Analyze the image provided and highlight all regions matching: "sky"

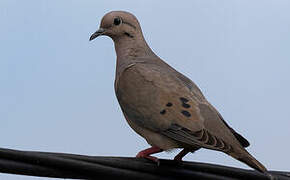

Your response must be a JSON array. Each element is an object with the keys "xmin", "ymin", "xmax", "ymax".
[{"xmin": 0, "ymin": 0, "xmax": 290, "ymax": 179}]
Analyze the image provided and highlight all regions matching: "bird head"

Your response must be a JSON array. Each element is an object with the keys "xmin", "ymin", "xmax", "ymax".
[{"xmin": 89, "ymin": 11, "xmax": 142, "ymax": 41}]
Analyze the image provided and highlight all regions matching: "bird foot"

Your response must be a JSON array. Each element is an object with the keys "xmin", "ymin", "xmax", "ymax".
[
  {"xmin": 135, "ymin": 146, "xmax": 162, "ymax": 166},
  {"xmin": 136, "ymin": 153, "xmax": 160, "ymax": 165}
]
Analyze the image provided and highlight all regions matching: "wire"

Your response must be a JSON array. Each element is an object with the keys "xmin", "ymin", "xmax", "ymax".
[{"xmin": 0, "ymin": 148, "xmax": 289, "ymax": 180}]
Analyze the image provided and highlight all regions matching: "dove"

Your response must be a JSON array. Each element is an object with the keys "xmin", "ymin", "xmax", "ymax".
[{"xmin": 89, "ymin": 11, "xmax": 268, "ymax": 173}]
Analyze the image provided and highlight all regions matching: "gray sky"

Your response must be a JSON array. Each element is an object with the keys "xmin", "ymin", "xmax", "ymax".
[{"xmin": 1, "ymin": 0, "xmax": 289, "ymax": 179}]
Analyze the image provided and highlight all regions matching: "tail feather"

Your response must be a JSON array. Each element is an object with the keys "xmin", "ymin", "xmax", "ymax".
[
  {"xmin": 230, "ymin": 150, "xmax": 267, "ymax": 173},
  {"xmin": 237, "ymin": 155, "xmax": 267, "ymax": 173}
]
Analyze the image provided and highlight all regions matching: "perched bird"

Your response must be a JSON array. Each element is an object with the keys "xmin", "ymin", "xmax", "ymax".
[{"xmin": 90, "ymin": 11, "xmax": 267, "ymax": 173}]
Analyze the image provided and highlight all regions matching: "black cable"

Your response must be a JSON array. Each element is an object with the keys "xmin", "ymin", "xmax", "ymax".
[{"xmin": 0, "ymin": 148, "xmax": 289, "ymax": 180}]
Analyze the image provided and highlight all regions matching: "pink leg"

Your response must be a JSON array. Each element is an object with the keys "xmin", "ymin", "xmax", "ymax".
[
  {"xmin": 136, "ymin": 146, "xmax": 163, "ymax": 164},
  {"xmin": 174, "ymin": 148, "xmax": 190, "ymax": 161}
]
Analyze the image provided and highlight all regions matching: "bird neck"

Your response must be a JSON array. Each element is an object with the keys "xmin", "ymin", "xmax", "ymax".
[{"xmin": 114, "ymin": 36, "xmax": 156, "ymax": 67}]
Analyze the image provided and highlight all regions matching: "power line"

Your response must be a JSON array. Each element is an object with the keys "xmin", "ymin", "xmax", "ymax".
[{"xmin": 0, "ymin": 148, "xmax": 289, "ymax": 180}]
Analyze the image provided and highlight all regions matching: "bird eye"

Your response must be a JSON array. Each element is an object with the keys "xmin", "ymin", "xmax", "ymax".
[{"xmin": 113, "ymin": 17, "xmax": 122, "ymax": 26}]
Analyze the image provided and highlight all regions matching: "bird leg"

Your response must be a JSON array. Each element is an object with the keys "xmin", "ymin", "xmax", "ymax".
[
  {"xmin": 136, "ymin": 146, "xmax": 163, "ymax": 164},
  {"xmin": 174, "ymin": 148, "xmax": 190, "ymax": 161}
]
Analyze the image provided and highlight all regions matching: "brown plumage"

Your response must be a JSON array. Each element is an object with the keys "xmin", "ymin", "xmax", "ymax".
[{"xmin": 90, "ymin": 11, "xmax": 267, "ymax": 173}]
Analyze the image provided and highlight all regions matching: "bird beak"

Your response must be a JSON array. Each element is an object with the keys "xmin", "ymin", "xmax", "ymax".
[{"xmin": 89, "ymin": 28, "xmax": 106, "ymax": 41}]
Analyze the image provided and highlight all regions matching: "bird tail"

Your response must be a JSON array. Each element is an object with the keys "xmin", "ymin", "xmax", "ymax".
[{"xmin": 229, "ymin": 149, "xmax": 267, "ymax": 173}]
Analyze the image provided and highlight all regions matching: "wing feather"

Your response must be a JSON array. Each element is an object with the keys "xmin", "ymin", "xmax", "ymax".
[
  {"xmin": 116, "ymin": 62, "xmax": 247, "ymax": 152},
  {"xmin": 161, "ymin": 124, "xmax": 233, "ymax": 152}
]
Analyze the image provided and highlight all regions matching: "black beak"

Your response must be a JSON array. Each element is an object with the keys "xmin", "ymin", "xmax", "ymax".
[{"xmin": 89, "ymin": 28, "xmax": 106, "ymax": 41}]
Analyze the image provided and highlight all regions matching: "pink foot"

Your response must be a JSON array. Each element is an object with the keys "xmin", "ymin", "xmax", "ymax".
[{"xmin": 136, "ymin": 146, "xmax": 163, "ymax": 165}]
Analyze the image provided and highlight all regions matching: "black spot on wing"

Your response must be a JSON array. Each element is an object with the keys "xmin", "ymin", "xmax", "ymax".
[
  {"xmin": 180, "ymin": 97, "xmax": 189, "ymax": 103},
  {"xmin": 160, "ymin": 109, "xmax": 166, "ymax": 115},
  {"xmin": 182, "ymin": 103, "xmax": 190, "ymax": 108},
  {"xmin": 181, "ymin": 110, "xmax": 191, "ymax": 117},
  {"xmin": 166, "ymin": 102, "xmax": 173, "ymax": 107},
  {"xmin": 179, "ymin": 97, "xmax": 191, "ymax": 109}
]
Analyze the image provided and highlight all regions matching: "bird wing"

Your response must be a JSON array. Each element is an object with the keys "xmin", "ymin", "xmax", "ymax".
[
  {"xmin": 174, "ymin": 70, "xmax": 250, "ymax": 148},
  {"xmin": 116, "ymin": 61, "xmax": 246, "ymax": 152}
]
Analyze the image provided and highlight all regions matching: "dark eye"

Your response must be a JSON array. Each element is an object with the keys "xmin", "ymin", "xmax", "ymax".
[{"xmin": 113, "ymin": 17, "xmax": 121, "ymax": 26}]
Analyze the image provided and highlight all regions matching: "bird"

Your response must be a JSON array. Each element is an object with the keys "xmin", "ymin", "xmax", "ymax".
[{"xmin": 89, "ymin": 11, "xmax": 268, "ymax": 174}]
